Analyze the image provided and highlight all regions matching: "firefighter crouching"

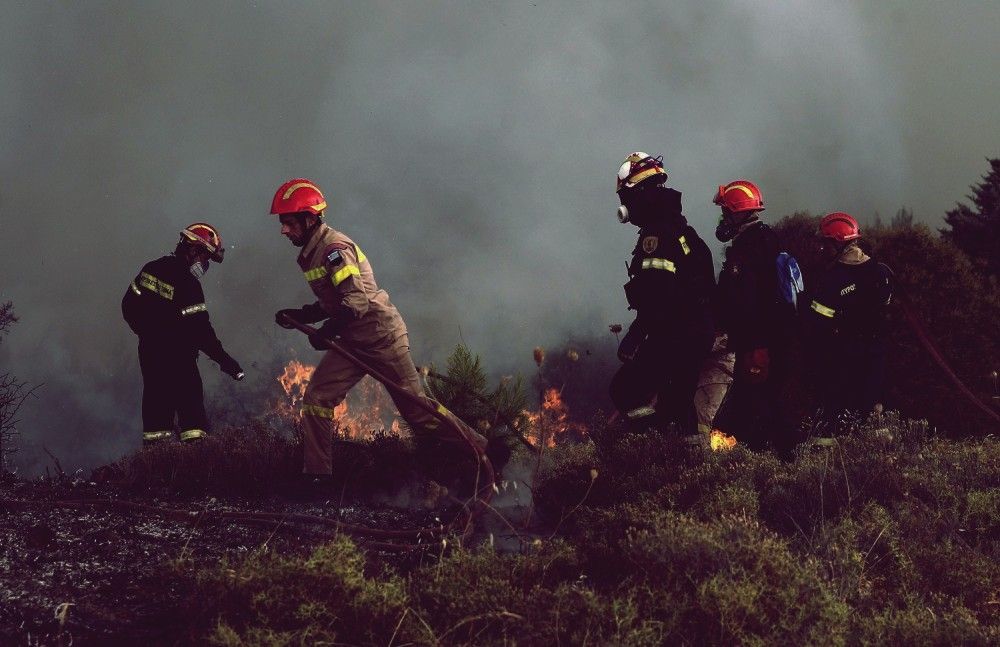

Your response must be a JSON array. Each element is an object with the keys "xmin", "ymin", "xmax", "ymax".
[
  {"xmin": 270, "ymin": 178, "xmax": 484, "ymax": 479},
  {"xmin": 609, "ymin": 152, "xmax": 716, "ymax": 436},
  {"xmin": 804, "ymin": 212, "xmax": 893, "ymax": 422},
  {"xmin": 122, "ymin": 223, "xmax": 244, "ymax": 445},
  {"xmin": 710, "ymin": 180, "xmax": 795, "ymax": 453}
]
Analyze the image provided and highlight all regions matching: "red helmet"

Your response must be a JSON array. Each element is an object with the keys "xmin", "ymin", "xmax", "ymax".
[
  {"xmin": 819, "ymin": 212, "xmax": 861, "ymax": 243},
  {"xmin": 270, "ymin": 178, "xmax": 327, "ymax": 216},
  {"xmin": 180, "ymin": 223, "xmax": 224, "ymax": 263},
  {"xmin": 616, "ymin": 152, "xmax": 668, "ymax": 193},
  {"xmin": 713, "ymin": 180, "xmax": 765, "ymax": 213}
]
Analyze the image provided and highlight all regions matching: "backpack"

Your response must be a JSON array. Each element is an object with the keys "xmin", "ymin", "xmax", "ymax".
[{"xmin": 776, "ymin": 251, "xmax": 805, "ymax": 311}]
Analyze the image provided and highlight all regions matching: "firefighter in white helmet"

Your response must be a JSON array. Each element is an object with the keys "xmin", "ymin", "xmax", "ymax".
[{"xmin": 609, "ymin": 153, "xmax": 716, "ymax": 436}]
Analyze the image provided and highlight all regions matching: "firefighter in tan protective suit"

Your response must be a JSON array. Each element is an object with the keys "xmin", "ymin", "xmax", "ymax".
[{"xmin": 270, "ymin": 178, "xmax": 468, "ymax": 478}]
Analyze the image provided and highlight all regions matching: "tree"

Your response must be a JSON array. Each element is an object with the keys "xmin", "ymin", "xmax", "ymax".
[
  {"xmin": 940, "ymin": 158, "xmax": 1000, "ymax": 279},
  {"xmin": 1, "ymin": 302, "xmax": 33, "ymax": 473}
]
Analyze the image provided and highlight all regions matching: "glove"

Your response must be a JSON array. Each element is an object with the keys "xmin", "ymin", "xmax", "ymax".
[
  {"xmin": 742, "ymin": 347, "xmax": 770, "ymax": 384},
  {"xmin": 220, "ymin": 356, "xmax": 245, "ymax": 381},
  {"xmin": 275, "ymin": 308, "xmax": 305, "ymax": 329},
  {"xmin": 308, "ymin": 320, "xmax": 340, "ymax": 351},
  {"xmin": 617, "ymin": 325, "xmax": 646, "ymax": 362}
]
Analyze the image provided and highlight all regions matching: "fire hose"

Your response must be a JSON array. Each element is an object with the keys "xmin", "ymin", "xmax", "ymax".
[
  {"xmin": 23, "ymin": 317, "xmax": 500, "ymax": 553},
  {"xmin": 897, "ymin": 292, "xmax": 1000, "ymax": 428},
  {"xmin": 286, "ymin": 315, "xmax": 498, "ymax": 540}
]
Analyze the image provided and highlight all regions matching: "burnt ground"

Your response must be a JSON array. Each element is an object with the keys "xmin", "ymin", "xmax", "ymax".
[{"xmin": 0, "ymin": 475, "xmax": 451, "ymax": 646}]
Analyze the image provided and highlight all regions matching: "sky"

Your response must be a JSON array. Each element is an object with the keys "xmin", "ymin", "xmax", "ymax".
[{"xmin": 1, "ymin": 0, "xmax": 998, "ymax": 474}]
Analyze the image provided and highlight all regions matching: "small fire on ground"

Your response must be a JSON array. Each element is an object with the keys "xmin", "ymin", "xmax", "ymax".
[
  {"xmin": 524, "ymin": 387, "xmax": 588, "ymax": 448},
  {"xmin": 710, "ymin": 429, "xmax": 737, "ymax": 451},
  {"xmin": 276, "ymin": 359, "xmax": 402, "ymax": 439}
]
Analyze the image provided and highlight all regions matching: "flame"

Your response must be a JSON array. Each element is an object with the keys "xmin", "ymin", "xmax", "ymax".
[
  {"xmin": 275, "ymin": 360, "xmax": 403, "ymax": 439},
  {"xmin": 709, "ymin": 429, "xmax": 737, "ymax": 451},
  {"xmin": 276, "ymin": 360, "xmax": 314, "ymax": 417},
  {"xmin": 524, "ymin": 387, "xmax": 587, "ymax": 448}
]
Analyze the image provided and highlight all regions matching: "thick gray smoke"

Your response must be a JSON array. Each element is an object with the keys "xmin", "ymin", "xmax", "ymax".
[{"xmin": 1, "ymin": 1, "xmax": 997, "ymax": 474}]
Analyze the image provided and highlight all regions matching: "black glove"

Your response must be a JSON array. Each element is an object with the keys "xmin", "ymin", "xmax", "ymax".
[
  {"xmin": 617, "ymin": 324, "xmax": 646, "ymax": 362},
  {"xmin": 219, "ymin": 356, "xmax": 245, "ymax": 381},
  {"xmin": 308, "ymin": 320, "xmax": 340, "ymax": 351},
  {"xmin": 276, "ymin": 303, "xmax": 328, "ymax": 329},
  {"xmin": 275, "ymin": 308, "xmax": 305, "ymax": 329}
]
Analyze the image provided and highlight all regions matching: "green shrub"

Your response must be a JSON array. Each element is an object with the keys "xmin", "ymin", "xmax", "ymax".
[
  {"xmin": 602, "ymin": 508, "xmax": 849, "ymax": 645},
  {"xmin": 187, "ymin": 536, "xmax": 413, "ymax": 646},
  {"xmin": 859, "ymin": 593, "xmax": 995, "ymax": 646}
]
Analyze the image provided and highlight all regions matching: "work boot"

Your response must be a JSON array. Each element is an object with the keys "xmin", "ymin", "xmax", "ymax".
[
  {"xmin": 142, "ymin": 430, "xmax": 174, "ymax": 446},
  {"xmin": 179, "ymin": 428, "xmax": 207, "ymax": 443}
]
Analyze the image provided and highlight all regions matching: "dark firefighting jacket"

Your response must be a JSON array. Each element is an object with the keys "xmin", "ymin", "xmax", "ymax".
[
  {"xmin": 805, "ymin": 254, "xmax": 893, "ymax": 345},
  {"xmin": 716, "ymin": 222, "xmax": 789, "ymax": 354},
  {"xmin": 122, "ymin": 254, "xmax": 236, "ymax": 367},
  {"xmin": 623, "ymin": 193, "xmax": 715, "ymax": 343}
]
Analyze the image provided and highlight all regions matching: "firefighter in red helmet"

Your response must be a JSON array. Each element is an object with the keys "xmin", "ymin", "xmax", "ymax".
[
  {"xmin": 609, "ymin": 153, "xmax": 716, "ymax": 437},
  {"xmin": 270, "ymin": 178, "xmax": 485, "ymax": 480},
  {"xmin": 804, "ymin": 212, "xmax": 893, "ymax": 422},
  {"xmin": 711, "ymin": 180, "xmax": 797, "ymax": 454},
  {"xmin": 122, "ymin": 223, "xmax": 244, "ymax": 445}
]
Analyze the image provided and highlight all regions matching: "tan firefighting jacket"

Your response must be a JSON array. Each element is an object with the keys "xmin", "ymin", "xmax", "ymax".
[{"xmin": 298, "ymin": 222, "xmax": 407, "ymax": 345}]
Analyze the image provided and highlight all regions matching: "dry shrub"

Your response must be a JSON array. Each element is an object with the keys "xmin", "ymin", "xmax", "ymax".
[{"xmin": 111, "ymin": 420, "xmax": 300, "ymax": 496}]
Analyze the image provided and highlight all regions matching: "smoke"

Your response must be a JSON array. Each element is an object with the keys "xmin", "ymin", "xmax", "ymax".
[{"xmin": 0, "ymin": 1, "xmax": 997, "ymax": 474}]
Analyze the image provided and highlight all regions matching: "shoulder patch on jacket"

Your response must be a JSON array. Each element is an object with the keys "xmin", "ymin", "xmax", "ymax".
[
  {"xmin": 641, "ymin": 236, "xmax": 659, "ymax": 254},
  {"xmin": 324, "ymin": 242, "xmax": 350, "ymax": 266}
]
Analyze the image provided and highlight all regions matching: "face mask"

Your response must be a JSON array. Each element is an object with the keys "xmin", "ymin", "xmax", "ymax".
[
  {"xmin": 616, "ymin": 205, "xmax": 630, "ymax": 223},
  {"xmin": 715, "ymin": 214, "xmax": 739, "ymax": 242},
  {"xmin": 190, "ymin": 260, "xmax": 209, "ymax": 279}
]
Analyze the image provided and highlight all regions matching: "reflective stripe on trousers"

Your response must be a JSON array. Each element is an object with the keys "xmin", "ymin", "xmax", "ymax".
[
  {"xmin": 180, "ymin": 428, "xmax": 206, "ymax": 442},
  {"xmin": 626, "ymin": 405, "xmax": 656, "ymax": 419}
]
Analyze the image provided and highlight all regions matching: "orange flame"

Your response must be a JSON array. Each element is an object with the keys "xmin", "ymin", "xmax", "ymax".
[
  {"xmin": 524, "ymin": 387, "xmax": 587, "ymax": 448},
  {"xmin": 709, "ymin": 429, "xmax": 737, "ymax": 451},
  {"xmin": 276, "ymin": 360, "xmax": 403, "ymax": 440}
]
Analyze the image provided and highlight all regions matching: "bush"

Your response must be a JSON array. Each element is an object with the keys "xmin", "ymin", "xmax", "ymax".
[
  {"xmin": 186, "ymin": 536, "xmax": 412, "ymax": 646},
  {"xmin": 109, "ymin": 419, "xmax": 301, "ymax": 496},
  {"xmin": 0, "ymin": 301, "xmax": 33, "ymax": 473}
]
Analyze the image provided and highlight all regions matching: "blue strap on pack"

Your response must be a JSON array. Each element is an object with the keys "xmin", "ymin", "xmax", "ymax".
[{"xmin": 776, "ymin": 252, "xmax": 805, "ymax": 310}]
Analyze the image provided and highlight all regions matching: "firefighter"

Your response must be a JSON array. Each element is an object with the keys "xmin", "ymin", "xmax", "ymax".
[
  {"xmin": 122, "ymin": 223, "xmax": 244, "ymax": 445},
  {"xmin": 270, "ymin": 178, "xmax": 479, "ymax": 479},
  {"xmin": 711, "ymin": 180, "xmax": 795, "ymax": 453},
  {"xmin": 804, "ymin": 212, "xmax": 893, "ymax": 421},
  {"xmin": 609, "ymin": 153, "xmax": 716, "ymax": 436}
]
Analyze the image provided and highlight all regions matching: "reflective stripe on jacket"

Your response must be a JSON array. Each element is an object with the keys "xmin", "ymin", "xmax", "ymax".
[
  {"xmin": 297, "ymin": 223, "xmax": 407, "ymax": 345},
  {"xmin": 121, "ymin": 254, "xmax": 231, "ymax": 364}
]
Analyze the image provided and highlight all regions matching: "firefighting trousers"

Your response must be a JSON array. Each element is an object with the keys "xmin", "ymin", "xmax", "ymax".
[
  {"xmin": 300, "ymin": 333, "xmax": 442, "ymax": 475},
  {"xmin": 813, "ymin": 340, "xmax": 887, "ymax": 423},
  {"xmin": 609, "ymin": 334, "xmax": 711, "ymax": 436},
  {"xmin": 138, "ymin": 342, "xmax": 207, "ymax": 437},
  {"xmin": 712, "ymin": 349, "xmax": 792, "ymax": 454}
]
